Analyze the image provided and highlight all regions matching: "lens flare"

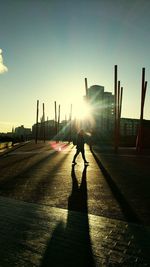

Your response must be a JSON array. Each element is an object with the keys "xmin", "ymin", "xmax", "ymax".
[
  {"xmin": 50, "ymin": 141, "xmax": 69, "ymax": 151},
  {"xmin": 73, "ymin": 99, "xmax": 91, "ymax": 120}
]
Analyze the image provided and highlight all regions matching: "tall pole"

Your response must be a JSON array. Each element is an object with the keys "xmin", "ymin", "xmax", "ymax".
[
  {"xmin": 143, "ymin": 81, "xmax": 147, "ymax": 107},
  {"xmin": 58, "ymin": 105, "xmax": 60, "ymax": 126},
  {"xmin": 43, "ymin": 103, "xmax": 45, "ymax": 143},
  {"xmin": 117, "ymin": 81, "xmax": 120, "ymax": 116},
  {"xmin": 85, "ymin": 78, "xmax": 88, "ymax": 99},
  {"xmin": 69, "ymin": 104, "xmax": 72, "ymax": 142},
  {"xmin": 114, "ymin": 65, "xmax": 118, "ymax": 152},
  {"xmin": 58, "ymin": 104, "xmax": 60, "ymax": 141},
  {"xmin": 47, "ymin": 116, "xmax": 49, "ymax": 140},
  {"xmin": 65, "ymin": 114, "xmax": 67, "ymax": 139},
  {"xmin": 54, "ymin": 101, "xmax": 57, "ymax": 138},
  {"xmin": 117, "ymin": 81, "xmax": 120, "ymax": 148},
  {"xmin": 119, "ymin": 87, "xmax": 123, "ymax": 119},
  {"xmin": 140, "ymin": 69, "xmax": 146, "ymax": 121},
  {"xmin": 35, "ymin": 100, "xmax": 39, "ymax": 144},
  {"xmin": 137, "ymin": 68, "xmax": 147, "ymax": 153}
]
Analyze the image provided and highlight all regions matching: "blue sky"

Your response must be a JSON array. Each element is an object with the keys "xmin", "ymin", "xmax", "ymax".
[{"xmin": 0, "ymin": 0, "xmax": 150, "ymax": 132}]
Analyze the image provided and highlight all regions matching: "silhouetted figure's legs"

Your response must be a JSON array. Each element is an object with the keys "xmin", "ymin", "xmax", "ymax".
[
  {"xmin": 72, "ymin": 150, "xmax": 80, "ymax": 163},
  {"xmin": 72, "ymin": 149, "xmax": 89, "ymax": 164},
  {"xmin": 81, "ymin": 150, "xmax": 88, "ymax": 163}
]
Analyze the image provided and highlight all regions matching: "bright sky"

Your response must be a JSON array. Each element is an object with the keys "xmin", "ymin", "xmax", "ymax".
[{"xmin": 0, "ymin": 0, "xmax": 150, "ymax": 132}]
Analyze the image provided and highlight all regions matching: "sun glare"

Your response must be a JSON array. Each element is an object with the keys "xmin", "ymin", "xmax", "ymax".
[{"xmin": 73, "ymin": 99, "xmax": 91, "ymax": 120}]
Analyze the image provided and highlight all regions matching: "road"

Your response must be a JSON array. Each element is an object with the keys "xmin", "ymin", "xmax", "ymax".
[
  {"xmin": 0, "ymin": 141, "xmax": 149, "ymax": 266},
  {"xmin": 0, "ymin": 140, "xmax": 126, "ymax": 221}
]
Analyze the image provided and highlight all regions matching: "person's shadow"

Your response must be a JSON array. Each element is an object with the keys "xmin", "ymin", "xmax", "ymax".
[
  {"xmin": 40, "ymin": 165, "xmax": 95, "ymax": 267},
  {"xmin": 66, "ymin": 165, "xmax": 95, "ymax": 266},
  {"xmin": 68, "ymin": 165, "xmax": 88, "ymax": 213}
]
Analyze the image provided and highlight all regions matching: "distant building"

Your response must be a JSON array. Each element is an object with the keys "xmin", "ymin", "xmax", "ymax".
[
  {"xmin": 120, "ymin": 118, "xmax": 139, "ymax": 136},
  {"xmin": 87, "ymin": 85, "xmax": 114, "ymax": 134},
  {"xmin": 15, "ymin": 125, "xmax": 31, "ymax": 140},
  {"xmin": 32, "ymin": 118, "xmax": 72, "ymax": 141},
  {"xmin": 120, "ymin": 118, "xmax": 150, "ymax": 147},
  {"xmin": 32, "ymin": 120, "xmax": 55, "ymax": 140}
]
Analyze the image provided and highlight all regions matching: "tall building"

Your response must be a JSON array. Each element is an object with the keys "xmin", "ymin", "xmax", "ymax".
[
  {"xmin": 84, "ymin": 85, "xmax": 150, "ymax": 147},
  {"xmin": 87, "ymin": 85, "xmax": 114, "ymax": 134}
]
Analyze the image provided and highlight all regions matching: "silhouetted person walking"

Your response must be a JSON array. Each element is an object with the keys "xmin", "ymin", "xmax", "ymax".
[{"xmin": 72, "ymin": 129, "xmax": 89, "ymax": 165}]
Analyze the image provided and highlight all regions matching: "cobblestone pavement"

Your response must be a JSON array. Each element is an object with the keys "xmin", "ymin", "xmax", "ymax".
[
  {"xmin": 0, "ymin": 197, "xmax": 149, "ymax": 267},
  {"xmin": 0, "ymin": 141, "xmax": 150, "ymax": 266}
]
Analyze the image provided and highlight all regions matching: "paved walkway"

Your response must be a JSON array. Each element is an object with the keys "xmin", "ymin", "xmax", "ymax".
[
  {"xmin": 91, "ymin": 145, "xmax": 150, "ymax": 225},
  {"xmin": 0, "ymin": 142, "xmax": 150, "ymax": 266},
  {"xmin": 0, "ymin": 196, "xmax": 149, "ymax": 267}
]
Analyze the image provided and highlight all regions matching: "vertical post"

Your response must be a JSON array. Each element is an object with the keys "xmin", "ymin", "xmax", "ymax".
[
  {"xmin": 58, "ymin": 105, "xmax": 60, "ymax": 127},
  {"xmin": 69, "ymin": 104, "xmax": 72, "ymax": 142},
  {"xmin": 136, "ymin": 68, "xmax": 147, "ymax": 153},
  {"xmin": 35, "ymin": 100, "xmax": 39, "ymax": 144},
  {"xmin": 85, "ymin": 78, "xmax": 88, "ymax": 99},
  {"xmin": 58, "ymin": 104, "xmax": 60, "ymax": 141},
  {"xmin": 114, "ymin": 65, "xmax": 118, "ymax": 152},
  {"xmin": 117, "ymin": 81, "xmax": 120, "ymax": 119},
  {"xmin": 43, "ymin": 103, "xmax": 45, "ymax": 143},
  {"xmin": 54, "ymin": 101, "xmax": 57, "ymax": 138},
  {"xmin": 117, "ymin": 81, "xmax": 120, "ymax": 147},
  {"xmin": 118, "ymin": 84, "xmax": 123, "ymax": 145},
  {"xmin": 64, "ymin": 114, "xmax": 66, "ymax": 139},
  {"xmin": 143, "ymin": 81, "xmax": 147, "ymax": 105},
  {"xmin": 119, "ymin": 87, "xmax": 123, "ymax": 119},
  {"xmin": 47, "ymin": 116, "xmax": 49, "ymax": 140},
  {"xmin": 140, "ymin": 68, "xmax": 145, "ymax": 121}
]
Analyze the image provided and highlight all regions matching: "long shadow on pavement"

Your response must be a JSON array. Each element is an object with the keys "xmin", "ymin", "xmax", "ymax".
[
  {"xmin": 40, "ymin": 165, "xmax": 95, "ymax": 267},
  {"xmin": 0, "ymin": 149, "xmax": 69, "ymax": 203}
]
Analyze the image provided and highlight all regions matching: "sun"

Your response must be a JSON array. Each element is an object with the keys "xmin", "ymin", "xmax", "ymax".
[{"xmin": 73, "ymin": 99, "xmax": 91, "ymax": 120}]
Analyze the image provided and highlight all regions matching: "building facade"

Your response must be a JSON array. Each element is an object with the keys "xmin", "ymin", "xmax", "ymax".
[
  {"xmin": 87, "ymin": 85, "xmax": 114, "ymax": 136},
  {"xmin": 15, "ymin": 125, "xmax": 32, "ymax": 140}
]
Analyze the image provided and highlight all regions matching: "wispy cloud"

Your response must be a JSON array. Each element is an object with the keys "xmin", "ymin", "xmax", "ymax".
[{"xmin": 0, "ymin": 49, "xmax": 8, "ymax": 74}]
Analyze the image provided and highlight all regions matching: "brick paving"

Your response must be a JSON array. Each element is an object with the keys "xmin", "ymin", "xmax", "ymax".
[
  {"xmin": 0, "ymin": 141, "xmax": 150, "ymax": 266},
  {"xmin": 0, "ymin": 196, "xmax": 149, "ymax": 267},
  {"xmin": 91, "ymin": 145, "xmax": 150, "ymax": 225}
]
